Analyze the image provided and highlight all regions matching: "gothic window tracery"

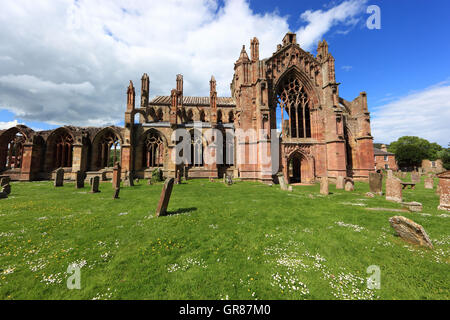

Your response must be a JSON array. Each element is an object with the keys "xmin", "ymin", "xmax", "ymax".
[
  {"xmin": 144, "ymin": 131, "xmax": 164, "ymax": 168},
  {"xmin": 276, "ymin": 77, "xmax": 312, "ymax": 138}
]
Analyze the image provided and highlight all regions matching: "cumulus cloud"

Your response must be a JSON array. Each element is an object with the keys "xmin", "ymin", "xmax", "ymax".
[
  {"xmin": 371, "ymin": 81, "xmax": 450, "ymax": 147},
  {"xmin": 0, "ymin": 120, "xmax": 22, "ymax": 130},
  {"xmin": 296, "ymin": 0, "xmax": 367, "ymax": 51},
  {"xmin": 0, "ymin": 0, "xmax": 366, "ymax": 127}
]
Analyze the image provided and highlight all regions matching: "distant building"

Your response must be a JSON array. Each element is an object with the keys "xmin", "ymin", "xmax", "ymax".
[
  {"xmin": 421, "ymin": 159, "xmax": 445, "ymax": 174},
  {"xmin": 374, "ymin": 144, "xmax": 398, "ymax": 171}
]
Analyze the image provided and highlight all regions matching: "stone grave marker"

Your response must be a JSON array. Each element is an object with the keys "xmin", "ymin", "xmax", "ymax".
[
  {"xmin": 386, "ymin": 177, "xmax": 402, "ymax": 203},
  {"xmin": 369, "ymin": 172, "xmax": 383, "ymax": 195},
  {"xmin": 75, "ymin": 171, "xmax": 85, "ymax": 189},
  {"xmin": 113, "ymin": 187, "xmax": 120, "ymax": 199},
  {"xmin": 112, "ymin": 162, "xmax": 121, "ymax": 189},
  {"xmin": 389, "ymin": 216, "xmax": 433, "ymax": 249},
  {"xmin": 54, "ymin": 168, "xmax": 64, "ymax": 187},
  {"xmin": 277, "ymin": 173, "xmax": 288, "ymax": 191},
  {"xmin": 437, "ymin": 171, "xmax": 450, "ymax": 211},
  {"xmin": 424, "ymin": 177, "xmax": 434, "ymax": 189},
  {"xmin": 344, "ymin": 178, "xmax": 354, "ymax": 191},
  {"xmin": 320, "ymin": 176, "xmax": 329, "ymax": 195},
  {"xmin": 155, "ymin": 178, "xmax": 175, "ymax": 217},
  {"xmin": 336, "ymin": 176, "xmax": 345, "ymax": 190},
  {"xmin": 90, "ymin": 176, "xmax": 100, "ymax": 193}
]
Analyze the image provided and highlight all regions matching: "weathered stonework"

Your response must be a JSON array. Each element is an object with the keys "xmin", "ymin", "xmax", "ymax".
[
  {"xmin": 424, "ymin": 177, "xmax": 434, "ymax": 189},
  {"xmin": 389, "ymin": 216, "xmax": 433, "ymax": 249},
  {"xmin": 0, "ymin": 33, "xmax": 374, "ymax": 184},
  {"xmin": 437, "ymin": 171, "xmax": 450, "ymax": 211},
  {"xmin": 320, "ymin": 176, "xmax": 329, "ymax": 195},
  {"xmin": 344, "ymin": 178, "xmax": 354, "ymax": 191},
  {"xmin": 54, "ymin": 168, "xmax": 64, "ymax": 187},
  {"xmin": 369, "ymin": 172, "xmax": 382, "ymax": 194},
  {"xmin": 155, "ymin": 178, "xmax": 175, "ymax": 217},
  {"xmin": 336, "ymin": 176, "xmax": 345, "ymax": 190},
  {"xmin": 386, "ymin": 177, "xmax": 402, "ymax": 203}
]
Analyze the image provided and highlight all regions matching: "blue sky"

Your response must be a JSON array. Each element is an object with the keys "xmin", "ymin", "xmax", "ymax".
[{"xmin": 0, "ymin": 0, "xmax": 449, "ymax": 146}]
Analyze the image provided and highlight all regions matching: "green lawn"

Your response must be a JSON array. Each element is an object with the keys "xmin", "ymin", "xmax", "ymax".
[{"xmin": 0, "ymin": 176, "xmax": 448, "ymax": 300}]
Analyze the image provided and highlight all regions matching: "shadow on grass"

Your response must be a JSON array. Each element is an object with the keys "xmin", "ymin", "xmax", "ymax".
[{"xmin": 167, "ymin": 207, "xmax": 197, "ymax": 216}]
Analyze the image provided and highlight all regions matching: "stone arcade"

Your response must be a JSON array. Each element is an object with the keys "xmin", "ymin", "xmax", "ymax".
[{"xmin": 0, "ymin": 33, "xmax": 374, "ymax": 184}]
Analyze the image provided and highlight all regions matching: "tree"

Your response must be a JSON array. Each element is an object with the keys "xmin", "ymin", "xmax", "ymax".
[
  {"xmin": 388, "ymin": 136, "xmax": 443, "ymax": 168},
  {"xmin": 437, "ymin": 148, "xmax": 450, "ymax": 170}
]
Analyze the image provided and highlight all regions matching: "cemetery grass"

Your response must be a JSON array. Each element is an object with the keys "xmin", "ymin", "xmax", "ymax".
[{"xmin": 0, "ymin": 176, "xmax": 448, "ymax": 300}]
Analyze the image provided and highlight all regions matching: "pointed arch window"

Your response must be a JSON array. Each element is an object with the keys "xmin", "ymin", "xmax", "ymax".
[
  {"xmin": 144, "ymin": 131, "xmax": 164, "ymax": 167},
  {"xmin": 54, "ymin": 132, "xmax": 73, "ymax": 168},
  {"xmin": 5, "ymin": 133, "xmax": 25, "ymax": 169},
  {"xmin": 276, "ymin": 77, "xmax": 311, "ymax": 138},
  {"xmin": 98, "ymin": 131, "xmax": 120, "ymax": 169},
  {"xmin": 191, "ymin": 131, "xmax": 203, "ymax": 167}
]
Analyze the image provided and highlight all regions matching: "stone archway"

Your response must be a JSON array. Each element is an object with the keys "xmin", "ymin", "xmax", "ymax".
[{"xmin": 283, "ymin": 146, "xmax": 315, "ymax": 184}]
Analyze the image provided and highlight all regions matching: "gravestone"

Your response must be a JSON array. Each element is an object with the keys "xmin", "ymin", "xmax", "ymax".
[
  {"xmin": 389, "ymin": 216, "xmax": 433, "ymax": 249},
  {"xmin": 424, "ymin": 177, "xmax": 434, "ymax": 189},
  {"xmin": 277, "ymin": 173, "xmax": 288, "ymax": 191},
  {"xmin": 369, "ymin": 172, "xmax": 383, "ymax": 195},
  {"xmin": 89, "ymin": 177, "xmax": 94, "ymax": 186},
  {"xmin": 386, "ymin": 177, "xmax": 402, "ymax": 203},
  {"xmin": 124, "ymin": 171, "xmax": 134, "ymax": 187},
  {"xmin": 113, "ymin": 187, "xmax": 120, "ymax": 199},
  {"xmin": 411, "ymin": 172, "xmax": 420, "ymax": 183},
  {"xmin": 0, "ymin": 189, "xmax": 7, "ymax": 199},
  {"xmin": 344, "ymin": 178, "xmax": 354, "ymax": 191},
  {"xmin": 320, "ymin": 177, "xmax": 329, "ymax": 195},
  {"xmin": 112, "ymin": 162, "xmax": 121, "ymax": 189},
  {"xmin": 226, "ymin": 174, "xmax": 233, "ymax": 186},
  {"xmin": 75, "ymin": 171, "xmax": 84, "ymax": 189},
  {"xmin": 54, "ymin": 168, "xmax": 64, "ymax": 187},
  {"xmin": 437, "ymin": 171, "xmax": 450, "ymax": 211},
  {"xmin": 90, "ymin": 176, "xmax": 100, "ymax": 193},
  {"xmin": 155, "ymin": 178, "xmax": 175, "ymax": 217},
  {"xmin": 336, "ymin": 176, "xmax": 345, "ymax": 190},
  {"xmin": 401, "ymin": 201, "xmax": 423, "ymax": 212}
]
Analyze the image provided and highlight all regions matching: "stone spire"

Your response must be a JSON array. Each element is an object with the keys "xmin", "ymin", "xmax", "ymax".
[
  {"xmin": 127, "ymin": 80, "xmax": 135, "ymax": 111},
  {"xmin": 141, "ymin": 73, "xmax": 149, "ymax": 108}
]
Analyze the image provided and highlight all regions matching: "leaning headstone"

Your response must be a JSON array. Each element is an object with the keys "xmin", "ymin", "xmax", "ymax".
[
  {"xmin": 389, "ymin": 216, "xmax": 433, "ymax": 249},
  {"xmin": 90, "ymin": 176, "xmax": 100, "ymax": 193},
  {"xmin": 277, "ymin": 173, "xmax": 288, "ymax": 191},
  {"xmin": 336, "ymin": 176, "xmax": 345, "ymax": 190},
  {"xmin": 369, "ymin": 172, "xmax": 383, "ymax": 195},
  {"xmin": 424, "ymin": 177, "xmax": 434, "ymax": 189},
  {"xmin": 113, "ymin": 187, "xmax": 120, "ymax": 199},
  {"xmin": 320, "ymin": 176, "xmax": 329, "ymax": 195},
  {"xmin": 155, "ymin": 178, "xmax": 175, "ymax": 217},
  {"xmin": 386, "ymin": 177, "xmax": 402, "ymax": 203},
  {"xmin": 54, "ymin": 168, "xmax": 64, "ymax": 187},
  {"xmin": 112, "ymin": 162, "xmax": 121, "ymax": 189},
  {"xmin": 75, "ymin": 171, "xmax": 84, "ymax": 189},
  {"xmin": 437, "ymin": 171, "xmax": 450, "ymax": 211},
  {"xmin": 401, "ymin": 201, "xmax": 423, "ymax": 212},
  {"xmin": 344, "ymin": 178, "xmax": 354, "ymax": 192}
]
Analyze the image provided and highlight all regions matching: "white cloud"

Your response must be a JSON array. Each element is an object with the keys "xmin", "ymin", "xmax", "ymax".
[
  {"xmin": 0, "ymin": 0, "xmax": 366, "ymax": 127},
  {"xmin": 296, "ymin": 0, "xmax": 367, "ymax": 51},
  {"xmin": 0, "ymin": 120, "xmax": 22, "ymax": 130},
  {"xmin": 371, "ymin": 81, "xmax": 450, "ymax": 147}
]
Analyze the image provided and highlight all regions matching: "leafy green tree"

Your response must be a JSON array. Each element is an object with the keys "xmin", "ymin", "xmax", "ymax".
[
  {"xmin": 388, "ymin": 136, "xmax": 442, "ymax": 168},
  {"xmin": 437, "ymin": 148, "xmax": 450, "ymax": 170}
]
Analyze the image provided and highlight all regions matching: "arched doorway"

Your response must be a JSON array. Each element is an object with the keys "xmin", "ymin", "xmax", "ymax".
[
  {"xmin": 289, "ymin": 153, "xmax": 302, "ymax": 183},
  {"xmin": 286, "ymin": 151, "xmax": 314, "ymax": 184}
]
